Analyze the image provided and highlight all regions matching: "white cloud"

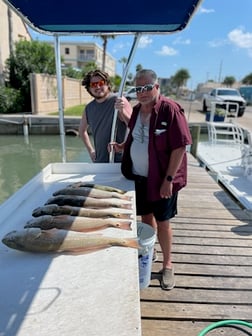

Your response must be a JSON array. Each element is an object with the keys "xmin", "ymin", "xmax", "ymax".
[
  {"xmin": 112, "ymin": 42, "xmax": 131, "ymax": 53},
  {"xmin": 208, "ymin": 39, "xmax": 229, "ymax": 48},
  {"xmin": 228, "ymin": 28, "xmax": 252, "ymax": 48},
  {"xmin": 138, "ymin": 36, "xmax": 153, "ymax": 48},
  {"xmin": 155, "ymin": 45, "xmax": 178, "ymax": 56},
  {"xmin": 173, "ymin": 37, "xmax": 191, "ymax": 45},
  {"xmin": 199, "ymin": 7, "xmax": 215, "ymax": 14}
]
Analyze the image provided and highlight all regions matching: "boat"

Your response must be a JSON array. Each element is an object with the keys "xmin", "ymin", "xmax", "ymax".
[
  {"xmin": 197, "ymin": 120, "xmax": 252, "ymax": 211},
  {"xmin": 1, "ymin": 1, "xmax": 202, "ymax": 335}
]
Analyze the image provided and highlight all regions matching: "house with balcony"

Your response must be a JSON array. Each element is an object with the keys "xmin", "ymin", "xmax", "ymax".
[{"xmin": 58, "ymin": 42, "xmax": 116, "ymax": 77}]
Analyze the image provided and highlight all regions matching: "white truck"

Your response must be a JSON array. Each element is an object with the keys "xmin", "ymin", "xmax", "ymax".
[{"xmin": 202, "ymin": 88, "xmax": 247, "ymax": 117}]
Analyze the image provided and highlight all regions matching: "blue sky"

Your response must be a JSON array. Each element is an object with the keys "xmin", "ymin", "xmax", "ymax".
[{"xmin": 30, "ymin": 0, "xmax": 252, "ymax": 89}]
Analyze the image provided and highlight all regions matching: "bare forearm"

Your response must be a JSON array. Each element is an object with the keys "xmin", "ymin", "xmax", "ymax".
[
  {"xmin": 166, "ymin": 147, "xmax": 186, "ymax": 178},
  {"xmin": 81, "ymin": 131, "xmax": 94, "ymax": 153}
]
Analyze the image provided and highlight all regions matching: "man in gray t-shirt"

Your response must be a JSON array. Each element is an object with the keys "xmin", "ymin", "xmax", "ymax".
[{"xmin": 79, "ymin": 69, "xmax": 132, "ymax": 162}]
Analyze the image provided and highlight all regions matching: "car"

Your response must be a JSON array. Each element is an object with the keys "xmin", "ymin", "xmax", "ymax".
[
  {"xmin": 239, "ymin": 86, "xmax": 252, "ymax": 105},
  {"xmin": 202, "ymin": 88, "xmax": 247, "ymax": 117},
  {"xmin": 123, "ymin": 87, "xmax": 137, "ymax": 101}
]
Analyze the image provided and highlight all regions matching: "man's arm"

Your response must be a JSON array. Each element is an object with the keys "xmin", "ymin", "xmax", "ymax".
[{"xmin": 79, "ymin": 111, "xmax": 96, "ymax": 162}]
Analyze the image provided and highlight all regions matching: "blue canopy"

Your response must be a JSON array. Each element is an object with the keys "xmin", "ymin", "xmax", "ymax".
[
  {"xmin": 3, "ymin": 0, "xmax": 202, "ymax": 163},
  {"xmin": 4, "ymin": 0, "xmax": 202, "ymax": 34}
]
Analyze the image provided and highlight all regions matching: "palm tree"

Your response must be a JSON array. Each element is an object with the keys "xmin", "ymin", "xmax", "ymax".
[
  {"xmin": 171, "ymin": 68, "xmax": 190, "ymax": 97},
  {"xmin": 99, "ymin": 35, "xmax": 115, "ymax": 71}
]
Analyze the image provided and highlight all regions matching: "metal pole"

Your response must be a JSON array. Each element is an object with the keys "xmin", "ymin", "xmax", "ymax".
[
  {"xmin": 54, "ymin": 35, "xmax": 66, "ymax": 162},
  {"xmin": 109, "ymin": 33, "xmax": 142, "ymax": 163}
]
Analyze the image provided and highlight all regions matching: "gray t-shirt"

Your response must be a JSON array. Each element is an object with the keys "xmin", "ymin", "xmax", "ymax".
[{"xmin": 85, "ymin": 93, "xmax": 127, "ymax": 162}]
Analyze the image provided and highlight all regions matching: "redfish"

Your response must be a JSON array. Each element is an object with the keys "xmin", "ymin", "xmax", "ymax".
[
  {"xmin": 68, "ymin": 182, "xmax": 126, "ymax": 194},
  {"xmin": 24, "ymin": 215, "xmax": 132, "ymax": 232},
  {"xmin": 32, "ymin": 204, "xmax": 132, "ymax": 219},
  {"xmin": 45, "ymin": 195, "xmax": 132, "ymax": 209},
  {"xmin": 53, "ymin": 187, "xmax": 131, "ymax": 200},
  {"xmin": 2, "ymin": 228, "xmax": 139, "ymax": 253}
]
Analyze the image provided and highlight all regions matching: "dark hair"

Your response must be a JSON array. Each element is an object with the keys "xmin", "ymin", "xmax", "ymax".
[{"xmin": 82, "ymin": 69, "xmax": 112, "ymax": 93}]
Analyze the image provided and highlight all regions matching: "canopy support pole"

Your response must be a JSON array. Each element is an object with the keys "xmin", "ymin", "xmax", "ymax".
[
  {"xmin": 109, "ymin": 33, "xmax": 142, "ymax": 163},
  {"xmin": 54, "ymin": 35, "xmax": 66, "ymax": 162}
]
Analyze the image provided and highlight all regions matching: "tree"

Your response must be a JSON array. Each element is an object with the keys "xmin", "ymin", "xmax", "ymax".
[
  {"xmin": 136, "ymin": 64, "xmax": 143, "ymax": 72},
  {"xmin": 99, "ymin": 35, "xmax": 115, "ymax": 71},
  {"xmin": 222, "ymin": 76, "xmax": 236, "ymax": 87},
  {"xmin": 80, "ymin": 61, "xmax": 97, "ymax": 77},
  {"xmin": 6, "ymin": 40, "xmax": 56, "ymax": 112},
  {"xmin": 62, "ymin": 66, "xmax": 82, "ymax": 79},
  {"xmin": 119, "ymin": 57, "xmax": 128, "ymax": 75},
  {"xmin": 242, "ymin": 73, "xmax": 252, "ymax": 85},
  {"xmin": 171, "ymin": 68, "xmax": 190, "ymax": 97}
]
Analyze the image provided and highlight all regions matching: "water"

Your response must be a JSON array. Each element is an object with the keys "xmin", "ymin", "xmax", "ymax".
[{"xmin": 0, "ymin": 135, "xmax": 91, "ymax": 204}]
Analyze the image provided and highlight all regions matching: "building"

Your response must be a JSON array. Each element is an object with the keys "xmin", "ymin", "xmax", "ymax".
[
  {"xmin": 56, "ymin": 41, "xmax": 116, "ymax": 77},
  {"xmin": 0, "ymin": 0, "xmax": 31, "ymax": 83}
]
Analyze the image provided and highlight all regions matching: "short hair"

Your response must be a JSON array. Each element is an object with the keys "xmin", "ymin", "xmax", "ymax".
[
  {"xmin": 135, "ymin": 69, "xmax": 158, "ymax": 84},
  {"xmin": 82, "ymin": 69, "xmax": 112, "ymax": 92}
]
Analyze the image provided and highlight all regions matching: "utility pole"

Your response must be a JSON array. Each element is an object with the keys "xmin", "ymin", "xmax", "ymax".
[{"xmin": 218, "ymin": 60, "xmax": 223, "ymax": 84}]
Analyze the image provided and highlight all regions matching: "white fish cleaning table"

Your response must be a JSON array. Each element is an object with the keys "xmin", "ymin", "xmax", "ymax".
[{"xmin": 0, "ymin": 163, "xmax": 141, "ymax": 336}]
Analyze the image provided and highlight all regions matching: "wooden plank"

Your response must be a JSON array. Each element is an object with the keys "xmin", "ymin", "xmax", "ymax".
[
  {"xmin": 141, "ymin": 302, "xmax": 252, "ymax": 320},
  {"xmin": 172, "ymin": 236, "xmax": 252, "ymax": 247},
  {"xmin": 171, "ymin": 253, "xmax": 252, "ymax": 265},
  {"xmin": 173, "ymin": 217, "xmax": 252, "ymax": 227},
  {"xmin": 147, "ymin": 274, "xmax": 252, "ymax": 289},
  {"xmin": 172, "ymin": 244, "xmax": 252, "ymax": 255},
  {"xmin": 141, "ymin": 287, "xmax": 252, "ymax": 303},
  {"xmin": 141, "ymin": 320, "xmax": 252, "ymax": 336},
  {"xmin": 174, "ymin": 229, "xmax": 252, "ymax": 238}
]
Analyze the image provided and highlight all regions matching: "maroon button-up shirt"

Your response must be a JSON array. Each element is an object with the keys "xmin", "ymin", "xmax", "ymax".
[{"xmin": 121, "ymin": 95, "xmax": 192, "ymax": 202}]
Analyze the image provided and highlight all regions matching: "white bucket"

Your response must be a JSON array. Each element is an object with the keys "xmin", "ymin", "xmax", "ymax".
[{"xmin": 137, "ymin": 222, "xmax": 156, "ymax": 289}]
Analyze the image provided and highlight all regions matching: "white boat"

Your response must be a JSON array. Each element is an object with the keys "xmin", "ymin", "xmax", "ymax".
[{"xmin": 197, "ymin": 121, "xmax": 252, "ymax": 211}]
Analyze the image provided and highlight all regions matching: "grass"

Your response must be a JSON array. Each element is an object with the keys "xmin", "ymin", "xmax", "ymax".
[{"xmin": 50, "ymin": 104, "xmax": 85, "ymax": 116}]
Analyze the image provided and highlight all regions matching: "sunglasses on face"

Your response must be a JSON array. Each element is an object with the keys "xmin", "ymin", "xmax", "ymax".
[
  {"xmin": 134, "ymin": 84, "xmax": 155, "ymax": 93},
  {"xmin": 90, "ymin": 80, "xmax": 106, "ymax": 88}
]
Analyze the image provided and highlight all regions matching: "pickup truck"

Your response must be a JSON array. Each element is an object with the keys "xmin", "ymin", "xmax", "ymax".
[{"xmin": 202, "ymin": 88, "xmax": 247, "ymax": 117}]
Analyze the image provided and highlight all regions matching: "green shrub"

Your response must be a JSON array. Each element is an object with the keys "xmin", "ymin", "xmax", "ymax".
[{"xmin": 0, "ymin": 86, "xmax": 24, "ymax": 113}]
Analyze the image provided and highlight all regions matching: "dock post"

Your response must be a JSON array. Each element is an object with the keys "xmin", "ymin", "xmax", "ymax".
[{"xmin": 190, "ymin": 125, "xmax": 201, "ymax": 158}]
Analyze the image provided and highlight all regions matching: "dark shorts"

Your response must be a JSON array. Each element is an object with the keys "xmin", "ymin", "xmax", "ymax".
[{"xmin": 134, "ymin": 175, "xmax": 178, "ymax": 221}]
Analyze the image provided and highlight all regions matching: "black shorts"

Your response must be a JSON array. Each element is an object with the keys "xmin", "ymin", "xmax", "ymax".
[{"xmin": 134, "ymin": 175, "xmax": 178, "ymax": 221}]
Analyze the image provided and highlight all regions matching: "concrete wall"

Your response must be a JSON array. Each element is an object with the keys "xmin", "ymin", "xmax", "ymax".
[{"xmin": 30, "ymin": 73, "xmax": 92, "ymax": 114}]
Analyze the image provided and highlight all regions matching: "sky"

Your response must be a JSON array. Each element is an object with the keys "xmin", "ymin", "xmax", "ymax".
[{"xmin": 29, "ymin": 0, "xmax": 252, "ymax": 90}]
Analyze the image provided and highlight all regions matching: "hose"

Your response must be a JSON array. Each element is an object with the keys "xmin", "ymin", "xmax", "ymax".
[{"xmin": 198, "ymin": 320, "xmax": 252, "ymax": 336}]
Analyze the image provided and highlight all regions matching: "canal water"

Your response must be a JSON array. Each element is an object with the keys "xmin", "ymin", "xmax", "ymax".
[{"xmin": 0, "ymin": 134, "xmax": 91, "ymax": 204}]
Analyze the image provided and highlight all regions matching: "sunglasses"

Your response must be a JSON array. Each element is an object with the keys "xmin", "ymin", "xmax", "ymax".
[
  {"xmin": 134, "ymin": 84, "xmax": 155, "ymax": 93},
  {"xmin": 90, "ymin": 80, "xmax": 106, "ymax": 88}
]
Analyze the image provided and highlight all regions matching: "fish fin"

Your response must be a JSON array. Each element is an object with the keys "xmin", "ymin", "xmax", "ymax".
[
  {"xmin": 113, "ymin": 238, "xmax": 139, "ymax": 249},
  {"xmin": 115, "ymin": 213, "xmax": 132, "ymax": 219},
  {"xmin": 114, "ymin": 221, "xmax": 132, "ymax": 231}
]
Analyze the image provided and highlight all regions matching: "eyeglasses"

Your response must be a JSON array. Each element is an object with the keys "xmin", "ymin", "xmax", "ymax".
[
  {"xmin": 90, "ymin": 80, "xmax": 106, "ymax": 88},
  {"xmin": 134, "ymin": 84, "xmax": 155, "ymax": 94}
]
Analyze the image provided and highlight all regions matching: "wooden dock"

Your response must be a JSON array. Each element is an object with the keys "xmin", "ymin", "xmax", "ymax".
[{"xmin": 140, "ymin": 153, "xmax": 252, "ymax": 336}]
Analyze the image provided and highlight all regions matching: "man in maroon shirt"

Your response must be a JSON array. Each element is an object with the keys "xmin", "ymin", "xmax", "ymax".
[{"xmin": 109, "ymin": 69, "xmax": 192, "ymax": 290}]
